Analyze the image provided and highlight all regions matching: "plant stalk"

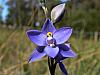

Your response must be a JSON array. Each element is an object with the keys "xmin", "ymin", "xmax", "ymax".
[{"xmin": 48, "ymin": 57, "xmax": 57, "ymax": 75}]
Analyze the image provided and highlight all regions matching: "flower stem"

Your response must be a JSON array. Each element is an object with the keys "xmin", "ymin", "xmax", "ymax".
[{"xmin": 48, "ymin": 57, "xmax": 57, "ymax": 75}]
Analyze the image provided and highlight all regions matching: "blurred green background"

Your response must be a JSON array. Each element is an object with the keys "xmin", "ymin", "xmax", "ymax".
[{"xmin": 0, "ymin": 0, "xmax": 100, "ymax": 75}]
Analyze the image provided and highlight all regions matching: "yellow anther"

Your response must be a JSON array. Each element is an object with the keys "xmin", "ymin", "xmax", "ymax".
[{"xmin": 47, "ymin": 32, "xmax": 53, "ymax": 37}]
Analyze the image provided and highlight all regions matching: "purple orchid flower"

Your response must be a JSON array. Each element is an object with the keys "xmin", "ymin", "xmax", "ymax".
[{"xmin": 26, "ymin": 18, "xmax": 76, "ymax": 75}]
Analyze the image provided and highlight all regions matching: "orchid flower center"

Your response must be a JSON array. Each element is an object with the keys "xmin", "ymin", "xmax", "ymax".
[
  {"xmin": 46, "ymin": 32, "xmax": 56, "ymax": 47},
  {"xmin": 47, "ymin": 32, "xmax": 53, "ymax": 37}
]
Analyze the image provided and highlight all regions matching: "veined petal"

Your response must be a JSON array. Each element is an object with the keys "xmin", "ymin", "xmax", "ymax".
[
  {"xmin": 28, "ymin": 49, "xmax": 46, "ymax": 63},
  {"xmin": 44, "ymin": 46, "xmax": 59, "ymax": 58},
  {"xmin": 61, "ymin": 44, "xmax": 77, "ymax": 58},
  {"xmin": 53, "ymin": 27, "xmax": 72, "ymax": 44},
  {"xmin": 61, "ymin": 43, "xmax": 77, "ymax": 58},
  {"xmin": 58, "ymin": 44, "xmax": 70, "ymax": 51},
  {"xmin": 61, "ymin": 50, "xmax": 77, "ymax": 58},
  {"xmin": 26, "ymin": 30, "xmax": 47, "ymax": 46},
  {"xmin": 42, "ymin": 19, "xmax": 56, "ymax": 34}
]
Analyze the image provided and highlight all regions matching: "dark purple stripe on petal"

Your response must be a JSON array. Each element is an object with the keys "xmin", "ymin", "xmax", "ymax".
[
  {"xmin": 26, "ymin": 30, "xmax": 41, "ymax": 35},
  {"xmin": 55, "ymin": 52, "xmax": 66, "ymax": 63},
  {"xmin": 58, "ymin": 44, "xmax": 70, "ymax": 51},
  {"xmin": 36, "ymin": 46, "xmax": 45, "ymax": 53}
]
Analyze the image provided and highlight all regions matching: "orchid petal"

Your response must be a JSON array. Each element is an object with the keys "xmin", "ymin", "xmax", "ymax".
[
  {"xmin": 58, "ymin": 44, "xmax": 70, "ymax": 51},
  {"xmin": 42, "ymin": 19, "xmax": 56, "ymax": 34},
  {"xmin": 61, "ymin": 50, "xmax": 77, "ymax": 58},
  {"xmin": 44, "ymin": 46, "xmax": 59, "ymax": 58},
  {"xmin": 28, "ymin": 49, "xmax": 46, "ymax": 63},
  {"xmin": 61, "ymin": 44, "xmax": 77, "ymax": 58},
  {"xmin": 53, "ymin": 27, "xmax": 72, "ymax": 44},
  {"xmin": 26, "ymin": 30, "xmax": 47, "ymax": 46}
]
